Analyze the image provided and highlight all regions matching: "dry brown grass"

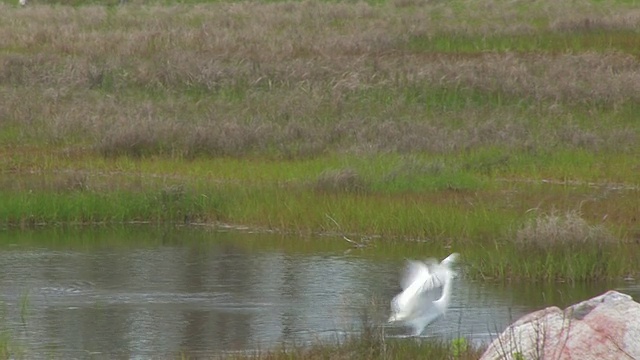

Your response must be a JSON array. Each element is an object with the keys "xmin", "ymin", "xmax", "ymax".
[
  {"xmin": 1, "ymin": 1, "xmax": 639, "ymax": 158},
  {"xmin": 516, "ymin": 209, "xmax": 616, "ymax": 249},
  {"xmin": 0, "ymin": 170, "xmax": 90, "ymax": 192},
  {"xmin": 314, "ymin": 168, "xmax": 368, "ymax": 194},
  {"xmin": 550, "ymin": 9, "xmax": 640, "ymax": 32}
]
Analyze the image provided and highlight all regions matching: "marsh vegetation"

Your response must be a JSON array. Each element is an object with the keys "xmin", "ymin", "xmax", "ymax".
[{"xmin": 1, "ymin": 0, "xmax": 639, "ymax": 285}]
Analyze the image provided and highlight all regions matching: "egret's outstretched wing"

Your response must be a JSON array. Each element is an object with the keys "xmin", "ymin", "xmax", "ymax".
[
  {"xmin": 429, "ymin": 257, "xmax": 459, "ymax": 289},
  {"xmin": 400, "ymin": 260, "xmax": 431, "ymax": 290},
  {"xmin": 401, "ymin": 259, "xmax": 445, "ymax": 289}
]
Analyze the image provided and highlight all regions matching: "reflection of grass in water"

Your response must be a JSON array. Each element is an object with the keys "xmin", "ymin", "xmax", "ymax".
[
  {"xmin": 0, "ymin": 300, "xmax": 26, "ymax": 360},
  {"xmin": 19, "ymin": 291, "xmax": 29, "ymax": 325},
  {"xmin": 0, "ymin": 335, "xmax": 9, "ymax": 360},
  {"xmin": 0, "ymin": 302, "xmax": 7, "ymax": 360},
  {"xmin": 0, "ymin": 336, "xmax": 26, "ymax": 360}
]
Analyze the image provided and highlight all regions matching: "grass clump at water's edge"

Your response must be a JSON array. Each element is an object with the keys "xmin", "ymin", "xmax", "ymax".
[{"xmin": 468, "ymin": 209, "xmax": 637, "ymax": 283}]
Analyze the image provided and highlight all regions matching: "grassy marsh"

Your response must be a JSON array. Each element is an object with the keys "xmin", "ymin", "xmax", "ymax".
[{"xmin": 1, "ymin": 0, "xmax": 640, "ymax": 283}]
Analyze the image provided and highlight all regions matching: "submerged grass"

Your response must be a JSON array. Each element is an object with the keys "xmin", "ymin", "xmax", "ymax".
[
  {"xmin": 227, "ymin": 336, "xmax": 483, "ymax": 360},
  {"xmin": 0, "ymin": 301, "xmax": 26, "ymax": 360},
  {"xmin": 221, "ymin": 307, "xmax": 485, "ymax": 360}
]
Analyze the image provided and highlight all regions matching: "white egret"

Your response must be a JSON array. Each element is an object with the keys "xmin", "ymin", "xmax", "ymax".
[{"xmin": 388, "ymin": 253, "xmax": 459, "ymax": 336}]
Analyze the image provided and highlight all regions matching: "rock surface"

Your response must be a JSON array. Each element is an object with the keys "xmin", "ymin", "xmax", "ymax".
[{"xmin": 481, "ymin": 290, "xmax": 640, "ymax": 360}]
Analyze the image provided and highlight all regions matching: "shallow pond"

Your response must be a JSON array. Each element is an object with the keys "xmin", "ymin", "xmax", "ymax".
[{"xmin": 0, "ymin": 226, "xmax": 637, "ymax": 358}]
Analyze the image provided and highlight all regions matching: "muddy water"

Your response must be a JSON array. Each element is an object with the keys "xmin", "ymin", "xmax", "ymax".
[{"xmin": 0, "ymin": 227, "xmax": 636, "ymax": 358}]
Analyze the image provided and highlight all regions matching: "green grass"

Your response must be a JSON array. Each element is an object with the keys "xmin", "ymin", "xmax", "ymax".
[
  {"xmin": 0, "ymin": 189, "xmax": 211, "ymax": 225},
  {"xmin": 465, "ymin": 240, "xmax": 636, "ymax": 282},
  {"xmin": 406, "ymin": 30, "xmax": 640, "ymax": 55}
]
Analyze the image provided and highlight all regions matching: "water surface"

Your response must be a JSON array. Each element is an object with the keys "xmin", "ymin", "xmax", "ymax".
[{"xmin": 0, "ymin": 226, "xmax": 636, "ymax": 359}]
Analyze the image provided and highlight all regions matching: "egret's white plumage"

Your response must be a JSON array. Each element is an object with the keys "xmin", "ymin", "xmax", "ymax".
[{"xmin": 388, "ymin": 253, "xmax": 459, "ymax": 336}]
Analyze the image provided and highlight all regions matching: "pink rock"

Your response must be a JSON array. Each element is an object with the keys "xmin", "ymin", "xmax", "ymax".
[{"xmin": 481, "ymin": 290, "xmax": 640, "ymax": 360}]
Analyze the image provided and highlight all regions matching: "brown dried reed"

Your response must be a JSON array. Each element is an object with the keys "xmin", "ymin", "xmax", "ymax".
[
  {"xmin": 516, "ymin": 210, "xmax": 616, "ymax": 249},
  {"xmin": 314, "ymin": 168, "xmax": 368, "ymax": 194},
  {"xmin": 1, "ymin": 1, "xmax": 639, "ymax": 158}
]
